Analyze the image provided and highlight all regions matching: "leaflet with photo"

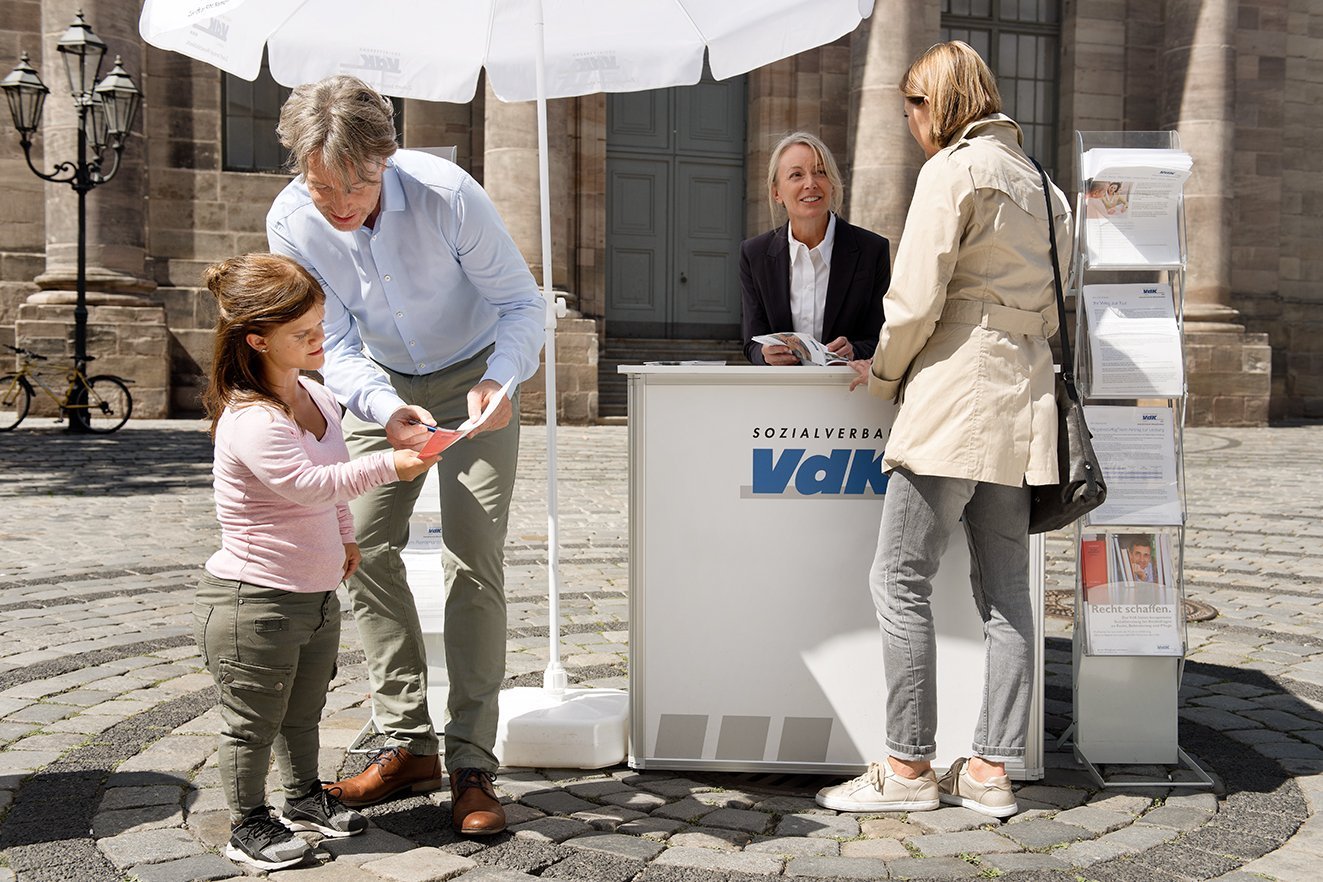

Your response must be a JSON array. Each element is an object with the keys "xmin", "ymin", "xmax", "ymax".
[
  {"xmin": 1083, "ymin": 406, "xmax": 1182, "ymax": 526},
  {"xmin": 1081, "ymin": 148, "xmax": 1193, "ymax": 268},
  {"xmin": 1081, "ymin": 283, "xmax": 1184, "ymax": 398},
  {"xmin": 1080, "ymin": 531, "xmax": 1183, "ymax": 656},
  {"xmin": 751, "ymin": 332, "xmax": 847, "ymax": 365}
]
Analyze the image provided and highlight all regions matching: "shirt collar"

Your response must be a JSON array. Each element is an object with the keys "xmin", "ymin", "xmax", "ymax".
[
  {"xmin": 787, "ymin": 212, "xmax": 837, "ymax": 254},
  {"xmin": 379, "ymin": 160, "xmax": 406, "ymax": 214}
]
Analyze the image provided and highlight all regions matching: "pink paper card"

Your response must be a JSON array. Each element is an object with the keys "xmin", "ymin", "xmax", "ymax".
[{"xmin": 419, "ymin": 427, "xmax": 467, "ymax": 458}]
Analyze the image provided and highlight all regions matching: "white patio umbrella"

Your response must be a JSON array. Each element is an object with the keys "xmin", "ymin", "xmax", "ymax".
[{"xmin": 140, "ymin": 0, "xmax": 876, "ymax": 766}]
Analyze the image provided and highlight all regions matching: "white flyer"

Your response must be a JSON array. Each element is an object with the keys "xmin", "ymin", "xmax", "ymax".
[
  {"xmin": 1081, "ymin": 148, "xmax": 1192, "ymax": 268},
  {"xmin": 1082, "ymin": 284, "xmax": 1184, "ymax": 398},
  {"xmin": 1083, "ymin": 406, "xmax": 1182, "ymax": 526}
]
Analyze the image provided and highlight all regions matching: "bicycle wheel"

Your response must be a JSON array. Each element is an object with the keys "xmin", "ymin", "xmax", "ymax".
[
  {"xmin": 76, "ymin": 375, "xmax": 133, "ymax": 433},
  {"xmin": 0, "ymin": 373, "xmax": 31, "ymax": 431}
]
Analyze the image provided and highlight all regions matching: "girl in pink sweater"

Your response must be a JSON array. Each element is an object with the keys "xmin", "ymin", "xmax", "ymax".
[{"xmin": 197, "ymin": 253, "xmax": 436, "ymax": 870}]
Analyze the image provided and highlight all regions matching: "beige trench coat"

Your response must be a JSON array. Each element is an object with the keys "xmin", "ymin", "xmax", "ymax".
[{"xmin": 868, "ymin": 114, "xmax": 1071, "ymax": 487}]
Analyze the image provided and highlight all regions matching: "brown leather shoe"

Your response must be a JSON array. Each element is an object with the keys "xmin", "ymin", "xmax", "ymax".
[
  {"xmin": 327, "ymin": 747, "xmax": 443, "ymax": 807},
  {"xmin": 450, "ymin": 768, "xmax": 506, "ymax": 835}
]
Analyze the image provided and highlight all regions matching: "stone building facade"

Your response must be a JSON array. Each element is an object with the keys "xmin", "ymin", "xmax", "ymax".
[{"xmin": 1, "ymin": 1, "xmax": 1315, "ymax": 425}]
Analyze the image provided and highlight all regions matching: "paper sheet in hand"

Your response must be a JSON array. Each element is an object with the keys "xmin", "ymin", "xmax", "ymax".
[{"xmin": 419, "ymin": 377, "xmax": 515, "ymax": 457}]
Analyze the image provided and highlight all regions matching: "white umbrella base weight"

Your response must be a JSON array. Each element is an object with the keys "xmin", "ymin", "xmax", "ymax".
[{"xmin": 496, "ymin": 687, "xmax": 629, "ymax": 769}]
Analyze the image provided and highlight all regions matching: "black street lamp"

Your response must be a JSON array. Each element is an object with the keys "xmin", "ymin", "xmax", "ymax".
[{"xmin": 2, "ymin": 11, "xmax": 140, "ymax": 431}]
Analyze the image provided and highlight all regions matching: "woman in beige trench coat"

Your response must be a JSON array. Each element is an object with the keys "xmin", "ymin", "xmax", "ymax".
[{"xmin": 815, "ymin": 41, "xmax": 1071, "ymax": 820}]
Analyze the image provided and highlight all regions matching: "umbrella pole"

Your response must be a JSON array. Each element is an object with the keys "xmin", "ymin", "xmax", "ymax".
[{"xmin": 535, "ymin": 0, "xmax": 568, "ymax": 698}]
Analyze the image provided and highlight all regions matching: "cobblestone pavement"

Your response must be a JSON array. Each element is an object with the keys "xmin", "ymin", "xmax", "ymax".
[{"xmin": 2, "ymin": 419, "xmax": 1323, "ymax": 882}]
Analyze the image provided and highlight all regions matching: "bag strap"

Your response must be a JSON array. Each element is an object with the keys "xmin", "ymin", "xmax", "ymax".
[{"xmin": 1029, "ymin": 157, "xmax": 1076, "ymax": 397}]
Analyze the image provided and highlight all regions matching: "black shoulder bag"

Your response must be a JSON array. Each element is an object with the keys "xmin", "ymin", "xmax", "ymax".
[{"xmin": 1027, "ymin": 158, "xmax": 1107, "ymax": 534}]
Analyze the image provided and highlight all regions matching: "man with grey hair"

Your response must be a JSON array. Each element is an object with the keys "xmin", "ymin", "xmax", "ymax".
[{"xmin": 267, "ymin": 75, "xmax": 544, "ymax": 836}]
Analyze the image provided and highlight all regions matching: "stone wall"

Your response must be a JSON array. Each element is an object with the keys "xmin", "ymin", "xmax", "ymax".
[
  {"xmin": 1226, "ymin": 1, "xmax": 1286, "ymax": 417},
  {"xmin": 15, "ymin": 299, "xmax": 169, "ymax": 419},
  {"xmin": 0, "ymin": 1, "xmax": 43, "ymax": 242},
  {"xmin": 1257, "ymin": 0, "xmax": 1323, "ymax": 418},
  {"xmin": 518, "ymin": 316, "xmax": 599, "ymax": 425},
  {"xmin": 0, "ymin": 2, "xmax": 46, "ymax": 352},
  {"xmin": 747, "ymin": 38, "xmax": 852, "ymax": 236}
]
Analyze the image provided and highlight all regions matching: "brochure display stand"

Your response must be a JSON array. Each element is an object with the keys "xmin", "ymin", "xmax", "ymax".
[
  {"xmin": 1063, "ymin": 131, "xmax": 1211, "ymax": 788},
  {"xmin": 621, "ymin": 365, "xmax": 1047, "ymax": 779}
]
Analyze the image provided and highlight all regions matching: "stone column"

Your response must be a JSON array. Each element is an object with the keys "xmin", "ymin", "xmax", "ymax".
[
  {"xmin": 482, "ymin": 83, "xmax": 573, "ymax": 300},
  {"xmin": 845, "ymin": 3, "xmax": 940, "ymax": 247},
  {"xmin": 34, "ymin": 0, "xmax": 153, "ymax": 295},
  {"xmin": 1162, "ymin": 0, "xmax": 1238, "ymax": 328},
  {"xmin": 20, "ymin": 1, "xmax": 168, "ymax": 416},
  {"xmin": 484, "ymin": 87, "xmax": 596, "ymax": 423},
  {"xmin": 1162, "ymin": 0, "xmax": 1270, "ymax": 426}
]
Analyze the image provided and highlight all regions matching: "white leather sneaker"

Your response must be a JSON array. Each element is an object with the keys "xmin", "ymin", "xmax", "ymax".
[
  {"xmin": 815, "ymin": 761, "xmax": 940, "ymax": 812},
  {"xmin": 937, "ymin": 757, "xmax": 1018, "ymax": 818}
]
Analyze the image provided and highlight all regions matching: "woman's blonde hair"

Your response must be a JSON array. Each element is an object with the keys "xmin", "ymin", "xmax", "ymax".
[
  {"xmin": 276, "ymin": 75, "xmax": 398, "ymax": 189},
  {"xmin": 202, "ymin": 253, "xmax": 325, "ymax": 438},
  {"xmin": 900, "ymin": 41, "xmax": 1002, "ymax": 150},
  {"xmin": 766, "ymin": 131, "xmax": 844, "ymax": 220}
]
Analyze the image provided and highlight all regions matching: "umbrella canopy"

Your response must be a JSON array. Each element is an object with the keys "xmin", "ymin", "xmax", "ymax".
[
  {"xmin": 140, "ymin": 0, "xmax": 875, "ymax": 103},
  {"xmin": 140, "ymin": 0, "xmax": 876, "ymax": 701}
]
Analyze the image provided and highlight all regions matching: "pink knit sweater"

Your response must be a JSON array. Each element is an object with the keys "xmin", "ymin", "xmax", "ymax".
[{"xmin": 205, "ymin": 378, "xmax": 398, "ymax": 592}]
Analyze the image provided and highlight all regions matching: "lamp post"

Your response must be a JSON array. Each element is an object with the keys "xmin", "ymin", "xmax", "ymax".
[{"xmin": 2, "ymin": 11, "xmax": 140, "ymax": 431}]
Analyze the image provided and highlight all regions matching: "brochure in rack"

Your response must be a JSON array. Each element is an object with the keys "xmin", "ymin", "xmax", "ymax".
[
  {"xmin": 751, "ymin": 332, "xmax": 847, "ymax": 366},
  {"xmin": 1083, "ymin": 405, "xmax": 1182, "ymax": 526},
  {"xmin": 1081, "ymin": 147, "xmax": 1193, "ymax": 268},
  {"xmin": 1080, "ymin": 530, "xmax": 1183, "ymax": 656},
  {"xmin": 1081, "ymin": 283, "xmax": 1184, "ymax": 398}
]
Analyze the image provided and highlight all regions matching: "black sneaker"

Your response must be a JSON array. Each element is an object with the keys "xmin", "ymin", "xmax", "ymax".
[
  {"xmin": 225, "ymin": 805, "xmax": 311, "ymax": 870},
  {"xmin": 280, "ymin": 783, "xmax": 368, "ymax": 838}
]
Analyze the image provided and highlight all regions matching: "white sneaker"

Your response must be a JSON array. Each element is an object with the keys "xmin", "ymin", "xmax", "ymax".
[
  {"xmin": 815, "ymin": 761, "xmax": 940, "ymax": 812},
  {"xmin": 937, "ymin": 757, "xmax": 1017, "ymax": 818}
]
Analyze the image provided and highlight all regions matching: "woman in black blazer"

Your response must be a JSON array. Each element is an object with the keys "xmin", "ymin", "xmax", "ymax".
[{"xmin": 740, "ymin": 132, "xmax": 890, "ymax": 365}]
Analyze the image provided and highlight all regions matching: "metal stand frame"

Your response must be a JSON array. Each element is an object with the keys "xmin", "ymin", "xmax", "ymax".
[
  {"xmin": 1067, "ymin": 131, "xmax": 1212, "ymax": 791},
  {"xmin": 1055, "ymin": 723, "xmax": 1215, "ymax": 788},
  {"xmin": 347, "ymin": 712, "xmax": 384, "ymax": 755}
]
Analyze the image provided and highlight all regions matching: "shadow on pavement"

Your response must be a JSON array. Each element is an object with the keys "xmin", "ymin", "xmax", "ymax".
[{"xmin": 0, "ymin": 425, "xmax": 213, "ymax": 497}]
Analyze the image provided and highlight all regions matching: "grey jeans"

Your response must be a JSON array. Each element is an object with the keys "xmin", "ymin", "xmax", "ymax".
[
  {"xmin": 194, "ymin": 572, "xmax": 341, "ymax": 823},
  {"xmin": 870, "ymin": 467, "xmax": 1034, "ymax": 763},
  {"xmin": 343, "ymin": 346, "xmax": 519, "ymax": 773}
]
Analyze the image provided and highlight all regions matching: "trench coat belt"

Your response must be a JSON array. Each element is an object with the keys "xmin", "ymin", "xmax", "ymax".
[{"xmin": 939, "ymin": 299, "xmax": 1050, "ymax": 337}]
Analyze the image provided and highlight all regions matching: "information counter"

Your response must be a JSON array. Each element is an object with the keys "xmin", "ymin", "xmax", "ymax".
[{"xmin": 622, "ymin": 365, "xmax": 1044, "ymax": 779}]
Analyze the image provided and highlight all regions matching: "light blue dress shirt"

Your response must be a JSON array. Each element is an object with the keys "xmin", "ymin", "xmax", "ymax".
[{"xmin": 267, "ymin": 149, "xmax": 545, "ymax": 426}]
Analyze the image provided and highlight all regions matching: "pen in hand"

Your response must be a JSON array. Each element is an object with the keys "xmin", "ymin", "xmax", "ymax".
[{"xmin": 408, "ymin": 419, "xmax": 440, "ymax": 433}]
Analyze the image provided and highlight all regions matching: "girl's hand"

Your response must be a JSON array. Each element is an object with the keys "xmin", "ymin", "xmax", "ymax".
[
  {"xmin": 393, "ymin": 448, "xmax": 440, "ymax": 482},
  {"xmin": 343, "ymin": 542, "xmax": 362, "ymax": 581}
]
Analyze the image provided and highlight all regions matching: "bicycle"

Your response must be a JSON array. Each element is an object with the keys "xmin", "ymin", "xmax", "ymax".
[{"xmin": 1, "ymin": 344, "xmax": 134, "ymax": 433}]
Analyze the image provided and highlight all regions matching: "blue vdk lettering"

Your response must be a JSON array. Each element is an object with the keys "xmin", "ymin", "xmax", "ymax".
[
  {"xmin": 752, "ymin": 447, "xmax": 889, "ymax": 495},
  {"xmin": 844, "ymin": 449, "xmax": 889, "ymax": 494},
  {"xmin": 752, "ymin": 448, "xmax": 803, "ymax": 493},
  {"xmin": 795, "ymin": 450, "xmax": 851, "ymax": 494}
]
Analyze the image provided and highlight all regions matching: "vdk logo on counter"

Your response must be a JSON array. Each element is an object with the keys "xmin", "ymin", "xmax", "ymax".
[{"xmin": 746, "ymin": 448, "xmax": 888, "ymax": 497}]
